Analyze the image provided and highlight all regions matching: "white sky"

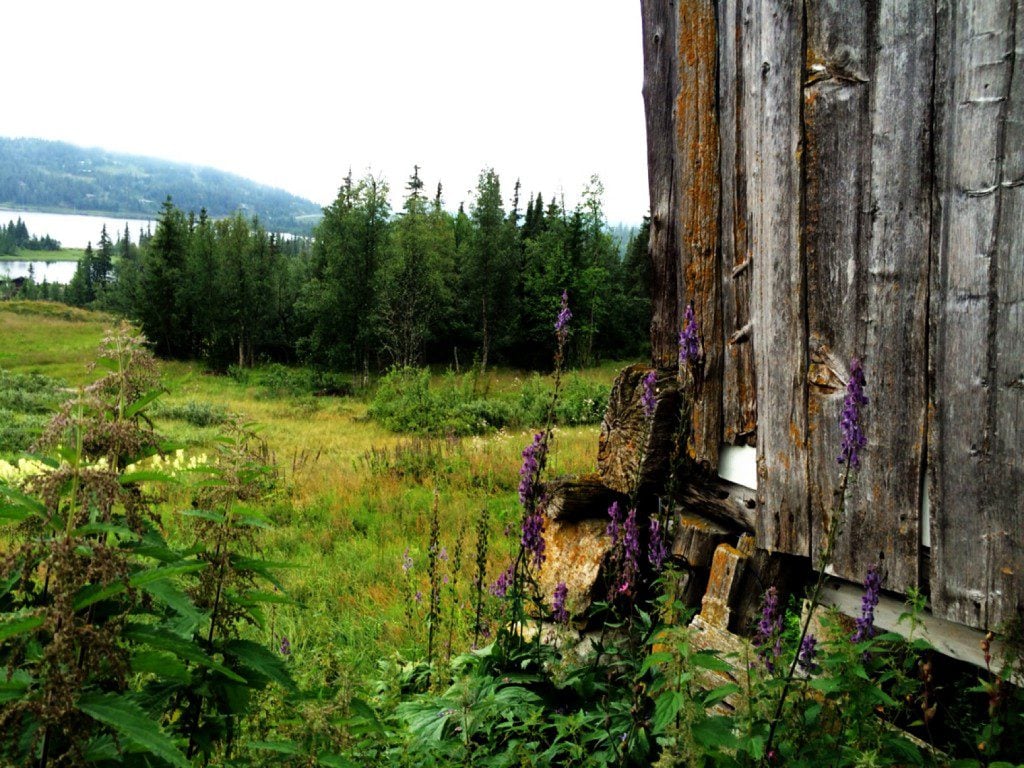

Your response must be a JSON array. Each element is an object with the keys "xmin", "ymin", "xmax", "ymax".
[{"xmin": 5, "ymin": 1, "xmax": 648, "ymax": 224}]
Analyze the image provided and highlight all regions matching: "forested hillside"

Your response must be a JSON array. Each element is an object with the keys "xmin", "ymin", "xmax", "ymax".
[{"xmin": 0, "ymin": 137, "xmax": 322, "ymax": 234}]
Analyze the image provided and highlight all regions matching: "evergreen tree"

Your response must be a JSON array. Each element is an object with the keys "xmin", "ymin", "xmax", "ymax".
[
  {"xmin": 92, "ymin": 225, "xmax": 114, "ymax": 288},
  {"xmin": 138, "ymin": 197, "xmax": 189, "ymax": 357},
  {"xmin": 66, "ymin": 242, "xmax": 95, "ymax": 307}
]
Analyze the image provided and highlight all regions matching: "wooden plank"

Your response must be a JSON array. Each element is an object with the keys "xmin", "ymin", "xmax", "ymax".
[
  {"xmin": 930, "ymin": 0, "xmax": 1019, "ymax": 629},
  {"xmin": 641, "ymin": 0, "xmax": 680, "ymax": 369},
  {"xmin": 676, "ymin": 0, "xmax": 722, "ymax": 471},
  {"xmin": 820, "ymin": 582, "xmax": 1021, "ymax": 683},
  {"xmin": 801, "ymin": 0, "xmax": 872, "ymax": 575},
  {"xmin": 750, "ymin": 0, "xmax": 809, "ymax": 556},
  {"xmin": 987, "ymin": 0, "xmax": 1023, "ymax": 629},
  {"xmin": 809, "ymin": 1, "xmax": 934, "ymax": 593},
  {"xmin": 719, "ymin": 0, "xmax": 758, "ymax": 447}
]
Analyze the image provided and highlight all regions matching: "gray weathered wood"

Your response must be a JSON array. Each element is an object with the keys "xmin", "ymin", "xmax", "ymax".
[
  {"xmin": 805, "ymin": 1, "xmax": 932, "ymax": 593},
  {"xmin": 541, "ymin": 477, "xmax": 628, "ymax": 522},
  {"xmin": 672, "ymin": 512, "xmax": 733, "ymax": 567},
  {"xmin": 641, "ymin": 0, "xmax": 680, "ymax": 368},
  {"xmin": 748, "ymin": 0, "xmax": 809, "ymax": 556},
  {"xmin": 718, "ymin": 0, "xmax": 758, "ymax": 447},
  {"xmin": 930, "ymin": 0, "xmax": 1022, "ymax": 630},
  {"xmin": 677, "ymin": 0, "xmax": 722, "ymax": 472},
  {"xmin": 676, "ymin": 475, "xmax": 757, "ymax": 532},
  {"xmin": 989, "ymin": 1, "xmax": 1024, "ymax": 629},
  {"xmin": 802, "ymin": 0, "xmax": 872, "ymax": 579},
  {"xmin": 597, "ymin": 365, "xmax": 683, "ymax": 496}
]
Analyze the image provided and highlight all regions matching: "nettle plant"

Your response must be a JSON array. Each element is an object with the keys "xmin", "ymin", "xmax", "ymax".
[{"xmin": 0, "ymin": 325, "xmax": 295, "ymax": 767}]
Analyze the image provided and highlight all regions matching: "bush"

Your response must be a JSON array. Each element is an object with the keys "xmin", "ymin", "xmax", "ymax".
[
  {"xmin": 151, "ymin": 399, "xmax": 229, "ymax": 427},
  {"xmin": 368, "ymin": 366, "xmax": 609, "ymax": 436}
]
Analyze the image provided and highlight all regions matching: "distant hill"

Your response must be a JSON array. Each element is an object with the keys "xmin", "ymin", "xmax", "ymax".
[{"xmin": 0, "ymin": 137, "xmax": 323, "ymax": 235}]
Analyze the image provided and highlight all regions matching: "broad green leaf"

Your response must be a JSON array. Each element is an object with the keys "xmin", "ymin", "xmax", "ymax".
[
  {"xmin": 690, "ymin": 651, "xmax": 734, "ymax": 673},
  {"xmin": 122, "ymin": 625, "xmax": 246, "ymax": 683},
  {"xmin": 73, "ymin": 582, "xmax": 127, "ymax": 611},
  {"xmin": 176, "ymin": 508, "xmax": 226, "ymax": 524},
  {"xmin": 124, "ymin": 388, "xmax": 165, "ymax": 419},
  {"xmin": 139, "ymin": 579, "xmax": 204, "ymax": 624},
  {"xmin": 809, "ymin": 677, "xmax": 843, "ymax": 694},
  {"xmin": 0, "ymin": 611, "xmax": 44, "ymax": 642},
  {"xmin": 703, "ymin": 683, "xmax": 741, "ymax": 708},
  {"xmin": 0, "ymin": 670, "xmax": 33, "ymax": 704},
  {"xmin": 639, "ymin": 651, "xmax": 674, "ymax": 675},
  {"xmin": 691, "ymin": 716, "xmax": 739, "ymax": 750},
  {"xmin": 651, "ymin": 690, "xmax": 683, "ymax": 734},
  {"xmin": 78, "ymin": 691, "xmax": 189, "ymax": 768},
  {"xmin": 119, "ymin": 470, "xmax": 175, "ymax": 485},
  {"xmin": 130, "ymin": 650, "xmax": 191, "ymax": 683},
  {"xmin": 129, "ymin": 562, "xmax": 206, "ymax": 587},
  {"xmin": 224, "ymin": 638, "xmax": 296, "ymax": 691}
]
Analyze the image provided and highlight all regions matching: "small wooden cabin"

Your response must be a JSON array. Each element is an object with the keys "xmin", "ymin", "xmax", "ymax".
[{"xmin": 640, "ymin": 0, "xmax": 1022, "ymax": 638}]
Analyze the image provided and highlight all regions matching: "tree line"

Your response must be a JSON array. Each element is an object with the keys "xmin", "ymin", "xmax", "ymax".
[
  {"xmin": 49, "ymin": 167, "xmax": 652, "ymax": 371},
  {"xmin": 0, "ymin": 218, "xmax": 60, "ymax": 255}
]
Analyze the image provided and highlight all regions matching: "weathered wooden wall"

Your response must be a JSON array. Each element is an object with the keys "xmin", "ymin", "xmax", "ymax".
[{"xmin": 642, "ymin": 0, "xmax": 1023, "ymax": 631}]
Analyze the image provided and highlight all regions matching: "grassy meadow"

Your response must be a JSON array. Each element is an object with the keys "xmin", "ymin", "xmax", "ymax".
[
  {"xmin": 0, "ymin": 247, "xmax": 87, "ymax": 262},
  {"xmin": 0, "ymin": 300, "xmax": 627, "ymax": 681}
]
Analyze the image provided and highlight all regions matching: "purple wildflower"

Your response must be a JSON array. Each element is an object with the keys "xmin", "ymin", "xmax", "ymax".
[
  {"xmin": 279, "ymin": 635, "xmax": 291, "ymax": 656},
  {"xmin": 648, "ymin": 517, "xmax": 668, "ymax": 571},
  {"xmin": 754, "ymin": 587, "xmax": 783, "ymax": 672},
  {"xmin": 798, "ymin": 634, "xmax": 818, "ymax": 672},
  {"xmin": 489, "ymin": 563, "xmax": 514, "ymax": 598},
  {"xmin": 401, "ymin": 548, "xmax": 413, "ymax": 573},
  {"xmin": 679, "ymin": 303, "xmax": 701, "ymax": 368},
  {"xmin": 552, "ymin": 582, "xmax": 569, "ymax": 624},
  {"xmin": 852, "ymin": 564, "xmax": 882, "ymax": 643},
  {"xmin": 439, "ymin": 546, "xmax": 449, "ymax": 562},
  {"xmin": 414, "ymin": 590, "xmax": 423, "ymax": 603},
  {"xmin": 618, "ymin": 507, "xmax": 641, "ymax": 594},
  {"xmin": 518, "ymin": 431, "xmax": 546, "ymax": 508},
  {"xmin": 521, "ymin": 506, "xmax": 547, "ymax": 569},
  {"xmin": 641, "ymin": 369, "xmax": 657, "ymax": 418},
  {"xmin": 838, "ymin": 357, "xmax": 869, "ymax": 468},
  {"xmin": 555, "ymin": 289, "xmax": 572, "ymax": 341},
  {"xmin": 606, "ymin": 501, "xmax": 623, "ymax": 545}
]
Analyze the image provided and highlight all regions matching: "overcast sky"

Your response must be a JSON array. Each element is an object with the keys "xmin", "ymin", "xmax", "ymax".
[{"xmin": 6, "ymin": 1, "xmax": 648, "ymax": 224}]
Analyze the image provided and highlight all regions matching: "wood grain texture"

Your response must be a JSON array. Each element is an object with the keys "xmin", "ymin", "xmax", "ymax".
[
  {"xmin": 749, "ymin": 0, "xmax": 810, "ymax": 556},
  {"xmin": 677, "ymin": 0, "xmax": 722, "ymax": 471},
  {"xmin": 930, "ymin": 0, "xmax": 1021, "ymax": 629},
  {"xmin": 642, "ymin": 0, "xmax": 681, "ymax": 368},
  {"xmin": 804, "ymin": 1, "xmax": 933, "ymax": 593},
  {"xmin": 802, "ymin": 0, "xmax": 872, "ymax": 578},
  {"xmin": 719, "ymin": 0, "xmax": 758, "ymax": 447}
]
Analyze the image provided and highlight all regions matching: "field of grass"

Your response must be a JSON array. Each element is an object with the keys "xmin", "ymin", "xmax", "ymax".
[
  {"xmin": 0, "ymin": 300, "xmax": 629, "ymax": 679},
  {"xmin": 0, "ymin": 247, "xmax": 86, "ymax": 262}
]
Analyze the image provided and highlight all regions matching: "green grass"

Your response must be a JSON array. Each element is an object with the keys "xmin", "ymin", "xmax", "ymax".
[
  {"xmin": 0, "ymin": 247, "xmax": 86, "ymax": 262},
  {"xmin": 0, "ymin": 300, "xmax": 631, "ymax": 678}
]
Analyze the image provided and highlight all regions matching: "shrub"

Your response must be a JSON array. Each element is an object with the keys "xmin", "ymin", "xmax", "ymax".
[{"xmin": 151, "ymin": 399, "xmax": 229, "ymax": 427}]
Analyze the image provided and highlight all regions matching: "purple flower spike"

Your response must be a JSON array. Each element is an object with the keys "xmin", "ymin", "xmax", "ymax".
[
  {"xmin": 518, "ymin": 431, "xmax": 546, "ymax": 508},
  {"xmin": 552, "ymin": 582, "xmax": 569, "ymax": 624},
  {"xmin": 641, "ymin": 369, "xmax": 657, "ymax": 418},
  {"xmin": 555, "ymin": 290, "xmax": 572, "ymax": 340},
  {"xmin": 679, "ymin": 303, "xmax": 701, "ymax": 368},
  {"xmin": 754, "ymin": 587, "xmax": 783, "ymax": 672},
  {"xmin": 521, "ymin": 506, "xmax": 547, "ymax": 569},
  {"xmin": 618, "ymin": 507, "xmax": 641, "ymax": 594},
  {"xmin": 798, "ymin": 634, "xmax": 818, "ymax": 671},
  {"xmin": 490, "ymin": 563, "xmax": 514, "ymax": 597},
  {"xmin": 606, "ymin": 501, "xmax": 623, "ymax": 545},
  {"xmin": 401, "ymin": 548, "xmax": 413, "ymax": 573},
  {"xmin": 648, "ymin": 517, "xmax": 667, "ymax": 571},
  {"xmin": 279, "ymin": 635, "xmax": 291, "ymax": 656},
  {"xmin": 852, "ymin": 564, "xmax": 882, "ymax": 643},
  {"xmin": 838, "ymin": 357, "xmax": 869, "ymax": 468}
]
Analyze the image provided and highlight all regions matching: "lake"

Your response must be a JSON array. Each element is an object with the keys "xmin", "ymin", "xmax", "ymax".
[
  {"xmin": 0, "ymin": 260, "xmax": 79, "ymax": 284},
  {"xmin": 0, "ymin": 208, "xmax": 158, "ymax": 250}
]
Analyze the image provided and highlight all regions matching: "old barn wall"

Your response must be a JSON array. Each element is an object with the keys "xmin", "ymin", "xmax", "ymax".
[{"xmin": 641, "ymin": 0, "xmax": 1023, "ymax": 630}]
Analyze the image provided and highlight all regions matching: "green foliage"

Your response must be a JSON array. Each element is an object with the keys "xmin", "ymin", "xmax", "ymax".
[
  {"xmin": 150, "ymin": 399, "xmax": 229, "ymax": 427},
  {"xmin": 368, "ymin": 367, "xmax": 608, "ymax": 436},
  {"xmin": 0, "ymin": 371, "xmax": 67, "ymax": 452},
  {"xmin": 0, "ymin": 327, "xmax": 295, "ymax": 766}
]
